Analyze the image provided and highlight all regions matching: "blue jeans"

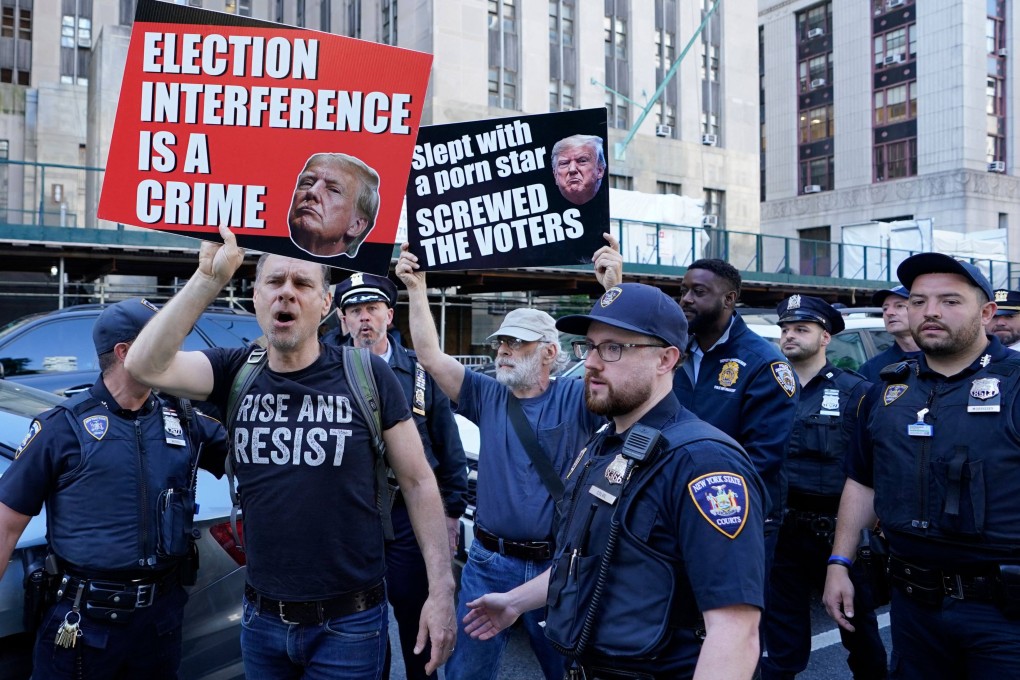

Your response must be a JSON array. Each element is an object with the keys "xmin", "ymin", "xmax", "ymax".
[
  {"xmin": 446, "ymin": 541, "xmax": 567, "ymax": 680},
  {"xmin": 240, "ymin": 595, "xmax": 388, "ymax": 680}
]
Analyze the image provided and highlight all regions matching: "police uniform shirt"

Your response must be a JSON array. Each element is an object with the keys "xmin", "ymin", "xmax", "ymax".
[
  {"xmin": 786, "ymin": 362, "xmax": 870, "ymax": 500},
  {"xmin": 456, "ymin": 368, "xmax": 603, "ymax": 542},
  {"xmin": 672, "ymin": 313, "xmax": 798, "ymax": 519},
  {"xmin": 0, "ymin": 378, "xmax": 227, "ymax": 570},
  {"xmin": 202, "ymin": 343, "xmax": 410, "ymax": 602},
  {"xmin": 550, "ymin": 393, "xmax": 765, "ymax": 673},
  {"xmin": 848, "ymin": 335, "xmax": 1020, "ymax": 567},
  {"xmin": 325, "ymin": 330, "xmax": 468, "ymax": 519}
]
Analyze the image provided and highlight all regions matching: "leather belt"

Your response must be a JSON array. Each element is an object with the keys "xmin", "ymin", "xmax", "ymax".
[
  {"xmin": 889, "ymin": 556, "xmax": 999, "ymax": 605},
  {"xmin": 474, "ymin": 525, "xmax": 553, "ymax": 561},
  {"xmin": 56, "ymin": 568, "xmax": 181, "ymax": 619},
  {"xmin": 244, "ymin": 582, "xmax": 386, "ymax": 625}
]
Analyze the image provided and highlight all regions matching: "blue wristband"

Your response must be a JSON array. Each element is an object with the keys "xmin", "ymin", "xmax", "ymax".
[{"xmin": 828, "ymin": 555, "xmax": 853, "ymax": 569}]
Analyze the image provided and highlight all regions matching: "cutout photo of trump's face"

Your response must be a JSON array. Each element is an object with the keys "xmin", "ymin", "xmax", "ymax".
[
  {"xmin": 288, "ymin": 153, "xmax": 381, "ymax": 258},
  {"xmin": 551, "ymin": 134, "xmax": 606, "ymax": 206}
]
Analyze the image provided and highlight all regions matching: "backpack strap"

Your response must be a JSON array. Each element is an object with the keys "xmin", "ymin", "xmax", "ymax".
[
  {"xmin": 342, "ymin": 346, "xmax": 394, "ymax": 540},
  {"xmin": 224, "ymin": 346, "xmax": 268, "ymax": 551}
]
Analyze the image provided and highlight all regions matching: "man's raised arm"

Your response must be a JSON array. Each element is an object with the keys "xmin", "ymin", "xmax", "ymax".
[
  {"xmin": 394, "ymin": 243, "xmax": 467, "ymax": 402},
  {"xmin": 126, "ymin": 225, "xmax": 246, "ymax": 400}
]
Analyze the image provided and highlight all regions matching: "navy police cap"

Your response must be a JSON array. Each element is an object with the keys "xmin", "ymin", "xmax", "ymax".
[
  {"xmin": 897, "ymin": 253, "xmax": 994, "ymax": 301},
  {"xmin": 93, "ymin": 298, "xmax": 160, "ymax": 355},
  {"xmin": 994, "ymin": 289, "xmax": 1020, "ymax": 316},
  {"xmin": 776, "ymin": 295, "xmax": 844, "ymax": 335},
  {"xmin": 555, "ymin": 283, "xmax": 688, "ymax": 350},
  {"xmin": 870, "ymin": 285, "xmax": 909, "ymax": 307},
  {"xmin": 335, "ymin": 272, "xmax": 398, "ymax": 311}
]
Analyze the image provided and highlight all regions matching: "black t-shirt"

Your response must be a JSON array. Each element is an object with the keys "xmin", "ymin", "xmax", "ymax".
[{"xmin": 204, "ymin": 343, "xmax": 410, "ymax": 601}]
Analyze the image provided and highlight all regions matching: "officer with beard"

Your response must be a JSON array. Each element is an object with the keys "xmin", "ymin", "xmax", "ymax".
[
  {"xmin": 762, "ymin": 295, "xmax": 887, "ymax": 680},
  {"xmin": 825, "ymin": 253, "xmax": 1020, "ymax": 678},
  {"xmin": 673, "ymin": 258, "xmax": 797, "ymax": 561},
  {"xmin": 395, "ymin": 236, "xmax": 622, "ymax": 680},
  {"xmin": 988, "ymin": 289, "xmax": 1020, "ymax": 351}
]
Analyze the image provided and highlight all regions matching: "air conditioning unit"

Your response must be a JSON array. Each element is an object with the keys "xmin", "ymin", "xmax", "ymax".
[
  {"xmin": 702, "ymin": 215, "xmax": 718, "ymax": 227},
  {"xmin": 886, "ymin": 0, "xmax": 905, "ymax": 9},
  {"xmin": 701, "ymin": 133, "xmax": 718, "ymax": 146},
  {"xmin": 998, "ymin": 48, "xmax": 1008, "ymax": 57},
  {"xmin": 989, "ymin": 161, "xmax": 1006, "ymax": 173},
  {"xmin": 655, "ymin": 124, "xmax": 673, "ymax": 138},
  {"xmin": 810, "ymin": 78, "xmax": 827, "ymax": 89},
  {"xmin": 803, "ymin": 185, "xmax": 822, "ymax": 194},
  {"xmin": 807, "ymin": 28, "xmax": 824, "ymax": 39},
  {"xmin": 884, "ymin": 53, "xmax": 905, "ymax": 66}
]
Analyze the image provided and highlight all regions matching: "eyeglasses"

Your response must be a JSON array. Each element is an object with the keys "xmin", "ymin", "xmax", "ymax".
[
  {"xmin": 572, "ymin": 340, "xmax": 667, "ymax": 362},
  {"xmin": 489, "ymin": 336, "xmax": 538, "ymax": 351}
]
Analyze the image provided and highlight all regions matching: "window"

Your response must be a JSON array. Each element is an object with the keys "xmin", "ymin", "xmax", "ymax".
[
  {"xmin": 381, "ymin": 0, "xmax": 396, "ymax": 44},
  {"xmin": 704, "ymin": 188, "xmax": 725, "ymax": 226},
  {"xmin": 549, "ymin": 0, "xmax": 576, "ymax": 112},
  {"xmin": 489, "ymin": 0, "xmax": 519, "ymax": 109},
  {"xmin": 0, "ymin": 3, "xmax": 31, "ymax": 84},
  {"xmin": 798, "ymin": 225, "xmax": 831, "ymax": 277},
  {"xmin": 320, "ymin": 0, "xmax": 332, "ymax": 31},
  {"xmin": 798, "ymin": 105, "xmax": 834, "ymax": 143},
  {"xmin": 874, "ymin": 25, "xmax": 916, "ymax": 66},
  {"xmin": 655, "ymin": 0, "xmax": 679, "ymax": 139},
  {"xmin": 609, "ymin": 175, "xmax": 633, "ymax": 190},
  {"xmin": 225, "ymin": 0, "xmax": 252, "ymax": 16},
  {"xmin": 700, "ymin": 1, "xmax": 721, "ymax": 138},
  {"xmin": 605, "ymin": 1, "xmax": 629, "ymax": 129},
  {"xmin": 987, "ymin": 3, "xmax": 1006, "ymax": 165},
  {"xmin": 796, "ymin": 2, "xmax": 832, "ymax": 40},
  {"xmin": 799, "ymin": 156, "xmax": 834, "ymax": 192},
  {"xmin": 296, "ymin": 0, "xmax": 306, "ymax": 28},
  {"xmin": 657, "ymin": 181, "xmax": 682, "ymax": 195},
  {"xmin": 61, "ymin": 5, "xmax": 90, "ymax": 86},
  {"xmin": 346, "ymin": 0, "xmax": 361, "ymax": 38},
  {"xmin": 874, "ymin": 82, "xmax": 918, "ymax": 125},
  {"xmin": 875, "ymin": 139, "xmax": 917, "ymax": 180},
  {"xmin": 798, "ymin": 54, "xmax": 832, "ymax": 91}
]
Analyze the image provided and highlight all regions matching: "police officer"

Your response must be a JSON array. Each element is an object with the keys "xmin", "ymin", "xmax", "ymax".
[
  {"xmin": 988, "ymin": 289, "xmax": 1020, "ymax": 350},
  {"xmin": 0, "ymin": 298, "xmax": 228, "ymax": 678},
  {"xmin": 463, "ymin": 283, "xmax": 766, "ymax": 680},
  {"xmin": 674, "ymin": 259, "xmax": 797, "ymax": 560},
  {"xmin": 859, "ymin": 286, "xmax": 920, "ymax": 383},
  {"xmin": 325, "ymin": 272, "xmax": 468, "ymax": 680},
  {"xmin": 762, "ymin": 295, "xmax": 887, "ymax": 680},
  {"xmin": 824, "ymin": 253, "xmax": 1020, "ymax": 678}
]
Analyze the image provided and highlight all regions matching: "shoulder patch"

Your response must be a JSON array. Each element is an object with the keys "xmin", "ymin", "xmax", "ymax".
[
  {"xmin": 771, "ymin": 362, "xmax": 797, "ymax": 397},
  {"xmin": 688, "ymin": 472, "xmax": 750, "ymax": 539},
  {"xmin": 83, "ymin": 415, "xmax": 109, "ymax": 441},
  {"xmin": 14, "ymin": 419, "xmax": 42, "ymax": 459},
  {"xmin": 883, "ymin": 384, "xmax": 908, "ymax": 406}
]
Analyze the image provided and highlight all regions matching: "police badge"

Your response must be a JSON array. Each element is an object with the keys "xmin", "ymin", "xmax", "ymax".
[
  {"xmin": 820, "ymin": 388, "xmax": 840, "ymax": 415},
  {"xmin": 83, "ymin": 415, "xmax": 109, "ymax": 441},
  {"xmin": 787, "ymin": 294, "xmax": 802, "ymax": 310},
  {"xmin": 163, "ymin": 408, "xmax": 186, "ymax": 446},
  {"xmin": 600, "ymin": 286, "xmax": 623, "ymax": 307},
  {"xmin": 718, "ymin": 361, "xmax": 740, "ymax": 388},
  {"xmin": 968, "ymin": 377, "xmax": 1001, "ymax": 413},
  {"xmin": 605, "ymin": 454, "xmax": 628, "ymax": 485}
]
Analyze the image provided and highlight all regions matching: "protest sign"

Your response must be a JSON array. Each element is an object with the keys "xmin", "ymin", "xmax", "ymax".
[
  {"xmin": 98, "ymin": 0, "xmax": 432, "ymax": 274},
  {"xmin": 406, "ymin": 108, "xmax": 609, "ymax": 271}
]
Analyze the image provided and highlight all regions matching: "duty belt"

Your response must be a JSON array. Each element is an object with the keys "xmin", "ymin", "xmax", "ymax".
[
  {"xmin": 56, "ymin": 568, "xmax": 181, "ymax": 622},
  {"xmin": 474, "ymin": 525, "xmax": 553, "ymax": 561},
  {"xmin": 244, "ymin": 582, "xmax": 386, "ymax": 625},
  {"xmin": 889, "ymin": 556, "xmax": 999, "ymax": 606}
]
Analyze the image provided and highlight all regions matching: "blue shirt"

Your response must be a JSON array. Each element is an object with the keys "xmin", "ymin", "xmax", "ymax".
[{"xmin": 456, "ymin": 369, "xmax": 603, "ymax": 541}]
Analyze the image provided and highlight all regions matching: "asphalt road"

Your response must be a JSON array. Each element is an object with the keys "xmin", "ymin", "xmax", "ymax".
[{"xmin": 389, "ymin": 601, "xmax": 893, "ymax": 679}]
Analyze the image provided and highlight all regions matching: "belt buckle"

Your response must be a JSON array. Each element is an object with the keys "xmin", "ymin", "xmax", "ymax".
[
  {"xmin": 278, "ymin": 600, "xmax": 298, "ymax": 625},
  {"xmin": 135, "ymin": 583, "xmax": 156, "ymax": 608},
  {"xmin": 943, "ymin": 574, "xmax": 965, "ymax": 600}
]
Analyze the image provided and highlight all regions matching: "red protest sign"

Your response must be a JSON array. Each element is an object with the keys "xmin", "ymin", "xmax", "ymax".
[{"xmin": 98, "ymin": 0, "xmax": 432, "ymax": 274}]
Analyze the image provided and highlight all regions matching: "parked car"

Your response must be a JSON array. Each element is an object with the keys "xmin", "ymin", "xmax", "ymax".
[
  {"xmin": 0, "ymin": 346, "xmax": 249, "ymax": 679},
  {"xmin": 0, "ymin": 304, "xmax": 262, "ymax": 397}
]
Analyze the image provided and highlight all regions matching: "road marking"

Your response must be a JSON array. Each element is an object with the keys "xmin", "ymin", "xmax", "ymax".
[{"xmin": 811, "ymin": 612, "xmax": 890, "ymax": 651}]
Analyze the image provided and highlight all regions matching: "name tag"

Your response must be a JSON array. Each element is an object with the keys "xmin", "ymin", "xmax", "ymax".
[
  {"xmin": 907, "ymin": 422, "xmax": 933, "ymax": 437},
  {"xmin": 588, "ymin": 485, "xmax": 617, "ymax": 505}
]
